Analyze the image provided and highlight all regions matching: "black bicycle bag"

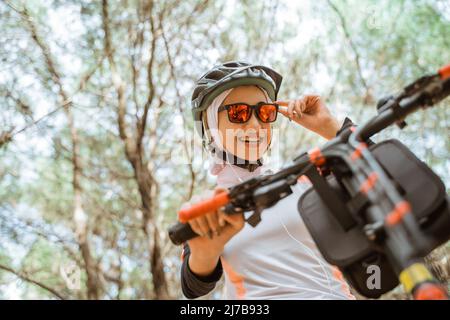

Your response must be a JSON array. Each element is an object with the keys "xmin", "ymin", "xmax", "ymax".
[{"xmin": 298, "ymin": 139, "xmax": 450, "ymax": 298}]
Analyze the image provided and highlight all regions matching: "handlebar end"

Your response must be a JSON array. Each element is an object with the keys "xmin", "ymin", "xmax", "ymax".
[{"xmin": 438, "ymin": 64, "xmax": 450, "ymax": 80}]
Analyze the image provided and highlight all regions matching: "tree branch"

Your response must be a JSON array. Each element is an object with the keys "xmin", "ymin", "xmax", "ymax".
[
  {"xmin": 138, "ymin": 1, "xmax": 157, "ymax": 145},
  {"xmin": 0, "ymin": 263, "xmax": 66, "ymax": 300},
  {"xmin": 160, "ymin": 16, "xmax": 196, "ymax": 200},
  {"xmin": 327, "ymin": 0, "xmax": 372, "ymax": 103},
  {"xmin": 19, "ymin": 5, "xmax": 101, "ymax": 299}
]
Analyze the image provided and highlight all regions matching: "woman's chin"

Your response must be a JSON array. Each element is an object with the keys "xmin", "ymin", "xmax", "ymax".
[{"xmin": 235, "ymin": 142, "xmax": 267, "ymax": 161}]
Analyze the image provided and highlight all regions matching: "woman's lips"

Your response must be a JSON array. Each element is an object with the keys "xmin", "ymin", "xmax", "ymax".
[{"xmin": 238, "ymin": 136, "xmax": 264, "ymax": 146}]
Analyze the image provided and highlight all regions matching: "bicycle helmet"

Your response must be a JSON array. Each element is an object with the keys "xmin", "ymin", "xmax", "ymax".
[{"xmin": 191, "ymin": 61, "xmax": 283, "ymax": 137}]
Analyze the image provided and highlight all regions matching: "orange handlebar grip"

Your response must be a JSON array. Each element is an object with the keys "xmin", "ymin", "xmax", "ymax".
[
  {"xmin": 438, "ymin": 64, "xmax": 450, "ymax": 80},
  {"xmin": 178, "ymin": 192, "xmax": 230, "ymax": 223},
  {"xmin": 414, "ymin": 283, "xmax": 448, "ymax": 300}
]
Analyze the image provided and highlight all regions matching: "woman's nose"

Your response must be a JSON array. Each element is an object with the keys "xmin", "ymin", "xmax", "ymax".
[{"xmin": 244, "ymin": 111, "xmax": 262, "ymax": 129}]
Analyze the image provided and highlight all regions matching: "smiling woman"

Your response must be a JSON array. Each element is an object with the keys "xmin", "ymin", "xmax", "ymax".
[{"xmin": 179, "ymin": 61, "xmax": 355, "ymax": 300}]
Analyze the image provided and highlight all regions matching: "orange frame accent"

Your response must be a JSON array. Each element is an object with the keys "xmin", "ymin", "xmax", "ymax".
[
  {"xmin": 385, "ymin": 201, "xmax": 411, "ymax": 226},
  {"xmin": 308, "ymin": 147, "xmax": 326, "ymax": 166},
  {"xmin": 359, "ymin": 172, "xmax": 378, "ymax": 194},
  {"xmin": 350, "ymin": 142, "xmax": 367, "ymax": 161}
]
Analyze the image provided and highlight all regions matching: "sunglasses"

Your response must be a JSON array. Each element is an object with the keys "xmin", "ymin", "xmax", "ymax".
[{"xmin": 218, "ymin": 102, "xmax": 279, "ymax": 124}]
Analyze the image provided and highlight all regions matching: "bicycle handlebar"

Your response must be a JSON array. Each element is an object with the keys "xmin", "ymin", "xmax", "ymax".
[{"xmin": 177, "ymin": 191, "xmax": 230, "ymax": 223}]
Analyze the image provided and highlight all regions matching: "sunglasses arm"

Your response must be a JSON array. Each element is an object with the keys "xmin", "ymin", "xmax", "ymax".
[{"xmin": 278, "ymin": 106, "xmax": 299, "ymax": 115}]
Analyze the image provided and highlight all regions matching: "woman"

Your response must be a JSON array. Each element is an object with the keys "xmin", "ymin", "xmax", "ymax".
[{"xmin": 180, "ymin": 61, "xmax": 357, "ymax": 299}]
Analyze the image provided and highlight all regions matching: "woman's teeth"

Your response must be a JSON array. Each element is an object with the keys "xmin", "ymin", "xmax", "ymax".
[{"xmin": 239, "ymin": 137, "xmax": 262, "ymax": 144}]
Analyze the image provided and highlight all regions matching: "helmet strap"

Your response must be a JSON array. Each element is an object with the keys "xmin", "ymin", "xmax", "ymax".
[
  {"xmin": 202, "ymin": 112, "xmax": 265, "ymax": 172},
  {"xmin": 206, "ymin": 140, "xmax": 263, "ymax": 172}
]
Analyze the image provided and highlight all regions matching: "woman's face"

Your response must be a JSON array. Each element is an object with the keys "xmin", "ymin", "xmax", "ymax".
[{"xmin": 217, "ymin": 85, "xmax": 272, "ymax": 161}]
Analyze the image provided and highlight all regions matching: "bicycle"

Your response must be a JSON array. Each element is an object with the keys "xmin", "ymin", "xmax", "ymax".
[{"xmin": 169, "ymin": 64, "xmax": 450, "ymax": 300}]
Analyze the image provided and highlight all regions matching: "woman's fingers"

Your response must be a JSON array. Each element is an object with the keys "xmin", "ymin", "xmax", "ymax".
[
  {"xmin": 294, "ymin": 99, "xmax": 303, "ymax": 118},
  {"xmin": 303, "ymin": 95, "xmax": 321, "ymax": 114},
  {"xmin": 206, "ymin": 212, "xmax": 220, "ymax": 236},
  {"xmin": 188, "ymin": 219, "xmax": 203, "ymax": 237},
  {"xmin": 196, "ymin": 215, "xmax": 212, "ymax": 238},
  {"xmin": 183, "ymin": 195, "xmax": 207, "ymax": 237},
  {"xmin": 275, "ymin": 100, "xmax": 303, "ymax": 120},
  {"xmin": 181, "ymin": 201, "xmax": 201, "ymax": 235},
  {"xmin": 213, "ymin": 187, "xmax": 227, "ymax": 228},
  {"xmin": 219, "ymin": 211, "xmax": 245, "ymax": 229},
  {"xmin": 218, "ymin": 213, "xmax": 226, "ymax": 227},
  {"xmin": 214, "ymin": 187, "xmax": 227, "ymax": 195},
  {"xmin": 188, "ymin": 212, "xmax": 222, "ymax": 238},
  {"xmin": 185, "ymin": 187, "xmax": 229, "ymax": 238}
]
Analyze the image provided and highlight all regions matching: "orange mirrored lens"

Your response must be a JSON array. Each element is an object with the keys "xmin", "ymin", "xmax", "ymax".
[
  {"xmin": 257, "ymin": 104, "xmax": 277, "ymax": 122},
  {"xmin": 228, "ymin": 104, "xmax": 251, "ymax": 123}
]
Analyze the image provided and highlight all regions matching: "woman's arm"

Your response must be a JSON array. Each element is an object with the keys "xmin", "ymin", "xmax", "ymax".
[
  {"xmin": 179, "ymin": 189, "xmax": 245, "ymax": 299},
  {"xmin": 180, "ymin": 242, "xmax": 223, "ymax": 299}
]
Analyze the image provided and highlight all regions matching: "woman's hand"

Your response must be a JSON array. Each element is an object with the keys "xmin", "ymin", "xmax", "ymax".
[
  {"xmin": 276, "ymin": 95, "xmax": 341, "ymax": 140},
  {"xmin": 182, "ymin": 188, "xmax": 245, "ymax": 276}
]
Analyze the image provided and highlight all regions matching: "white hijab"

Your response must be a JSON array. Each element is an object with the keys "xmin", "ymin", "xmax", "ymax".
[{"xmin": 203, "ymin": 87, "xmax": 272, "ymax": 188}]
